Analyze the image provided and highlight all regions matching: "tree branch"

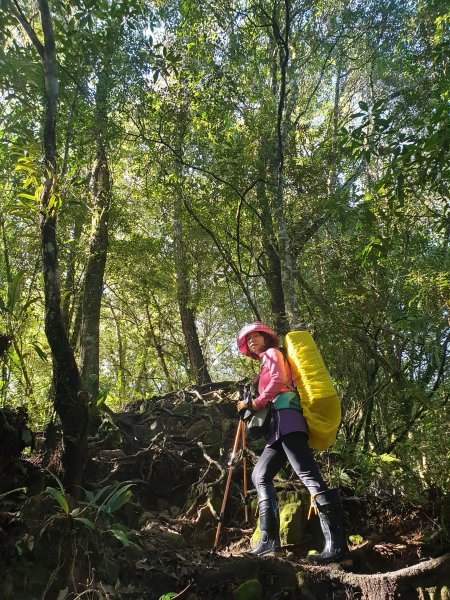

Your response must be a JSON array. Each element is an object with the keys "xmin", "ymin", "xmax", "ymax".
[{"xmin": 10, "ymin": 0, "xmax": 45, "ymax": 59}]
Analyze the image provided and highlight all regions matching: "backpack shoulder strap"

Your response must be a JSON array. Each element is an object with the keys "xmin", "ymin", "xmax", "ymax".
[{"xmin": 280, "ymin": 346, "xmax": 297, "ymax": 392}]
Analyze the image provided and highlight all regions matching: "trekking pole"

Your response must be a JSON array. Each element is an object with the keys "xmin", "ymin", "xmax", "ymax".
[
  {"xmin": 241, "ymin": 420, "xmax": 249, "ymax": 524},
  {"xmin": 240, "ymin": 384, "xmax": 254, "ymax": 525},
  {"xmin": 213, "ymin": 418, "xmax": 243, "ymax": 551}
]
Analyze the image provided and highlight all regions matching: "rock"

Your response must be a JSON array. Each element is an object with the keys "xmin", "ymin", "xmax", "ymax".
[
  {"xmin": 279, "ymin": 491, "xmax": 307, "ymax": 546},
  {"xmin": 233, "ymin": 578, "xmax": 263, "ymax": 600},
  {"xmin": 192, "ymin": 504, "xmax": 217, "ymax": 548},
  {"xmin": 160, "ymin": 531, "xmax": 187, "ymax": 549},
  {"xmin": 186, "ymin": 420, "xmax": 211, "ymax": 441},
  {"xmin": 251, "ymin": 490, "xmax": 306, "ymax": 548}
]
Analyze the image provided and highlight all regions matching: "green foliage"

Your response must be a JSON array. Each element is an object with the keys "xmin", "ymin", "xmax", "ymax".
[
  {"xmin": 45, "ymin": 472, "xmax": 138, "ymax": 549},
  {"xmin": 82, "ymin": 482, "xmax": 134, "ymax": 517},
  {"xmin": 327, "ymin": 449, "xmax": 428, "ymax": 506},
  {"xmin": 348, "ymin": 534, "xmax": 364, "ymax": 545},
  {"xmin": 0, "ymin": 487, "xmax": 27, "ymax": 501}
]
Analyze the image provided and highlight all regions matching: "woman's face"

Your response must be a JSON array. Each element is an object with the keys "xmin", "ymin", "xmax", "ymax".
[{"xmin": 246, "ymin": 331, "xmax": 266, "ymax": 356}]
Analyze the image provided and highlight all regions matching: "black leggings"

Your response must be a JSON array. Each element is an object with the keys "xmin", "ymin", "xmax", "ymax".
[{"xmin": 251, "ymin": 432, "xmax": 327, "ymax": 500}]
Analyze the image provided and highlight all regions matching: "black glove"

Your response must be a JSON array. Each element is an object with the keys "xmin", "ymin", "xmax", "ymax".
[{"xmin": 240, "ymin": 384, "xmax": 256, "ymax": 421}]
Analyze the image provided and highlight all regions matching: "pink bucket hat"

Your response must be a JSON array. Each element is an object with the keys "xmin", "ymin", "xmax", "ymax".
[{"xmin": 237, "ymin": 322, "xmax": 279, "ymax": 359}]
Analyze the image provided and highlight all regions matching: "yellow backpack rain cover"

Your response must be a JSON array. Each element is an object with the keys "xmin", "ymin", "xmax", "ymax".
[{"xmin": 285, "ymin": 331, "xmax": 341, "ymax": 451}]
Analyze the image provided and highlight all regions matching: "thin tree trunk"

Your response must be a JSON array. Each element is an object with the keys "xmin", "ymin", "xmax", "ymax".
[
  {"xmin": 145, "ymin": 303, "xmax": 174, "ymax": 386},
  {"xmin": 173, "ymin": 195, "xmax": 211, "ymax": 385},
  {"xmin": 79, "ymin": 131, "xmax": 111, "ymax": 407},
  {"xmin": 13, "ymin": 339, "xmax": 33, "ymax": 396},
  {"xmin": 62, "ymin": 214, "xmax": 84, "ymax": 335},
  {"xmin": 256, "ymin": 154, "xmax": 288, "ymax": 335},
  {"xmin": 270, "ymin": 0, "xmax": 301, "ymax": 328},
  {"xmin": 1, "ymin": 216, "xmax": 12, "ymax": 404},
  {"xmin": 70, "ymin": 292, "xmax": 83, "ymax": 349},
  {"xmin": 134, "ymin": 343, "xmax": 148, "ymax": 396},
  {"xmin": 327, "ymin": 64, "xmax": 342, "ymax": 196},
  {"xmin": 169, "ymin": 113, "xmax": 211, "ymax": 386},
  {"xmin": 182, "ymin": 195, "xmax": 261, "ymax": 321},
  {"xmin": 60, "ymin": 89, "xmax": 83, "ymax": 339},
  {"xmin": 109, "ymin": 303, "xmax": 126, "ymax": 407},
  {"xmin": 79, "ymin": 59, "xmax": 112, "ymax": 410},
  {"xmin": 0, "ymin": 216, "xmax": 12, "ymax": 287},
  {"xmin": 17, "ymin": 0, "xmax": 88, "ymax": 497}
]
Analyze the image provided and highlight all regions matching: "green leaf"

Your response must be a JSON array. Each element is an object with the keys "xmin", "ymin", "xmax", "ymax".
[
  {"xmin": 46, "ymin": 486, "xmax": 70, "ymax": 515},
  {"xmin": 7, "ymin": 271, "xmax": 24, "ymax": 314},
  {"xmin": 94, "ymin": 486, "xmax": 112, "ymax": 503},
  {"xmin": 73, "ymin": 517, "xmax": 96, "ymax": 530},
  {"xmin": 32, "ymin": 343, "xmax": 49, "ymax": 362},
  {"xmin": 17, "ymin": 193, "xmax": 37, "ymax": 201},
  {"xmin": 82, "ymin": 489, "xmax": 96, "ymax": 505},
  {"xmin": 46, "ymin": 470, "xmax": 65, "ymax": 492},
  {"xmin": 358, "ymin": 101, "xmax": 369, "ymax": 112},
  {"xmin": 102, "ymin": 485, "xmax": 133, "ymax": 514},
  {"xmin": 109, "ymin": 525, "xmax": 133, "ymax": 546},
  {"xmin": 14, "ymin": 164, "xmax": 35, "ymax": 173},
  {"xmin": 0, "ymin": 487, "xmax": 27, "ymax": 501}
]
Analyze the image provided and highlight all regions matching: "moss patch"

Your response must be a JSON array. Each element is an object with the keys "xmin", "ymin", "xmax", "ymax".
[
  {"xmin": 160, "ymin": 531, "xmax": 186, "ymax": 549},
  {"xmin": 251, "ymin": 491, "xmax": 306, "ymax": 547},
  {"xmin": 279, "ymin": 491, "xmax": 306, "ymax": 546},
  {"xmin": 233, "ymin": 578, "xmax": 263, "ymax": 600}
]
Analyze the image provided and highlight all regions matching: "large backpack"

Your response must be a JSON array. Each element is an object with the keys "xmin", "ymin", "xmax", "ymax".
[{"xmin": 285, "ymin": 331, "xmax": 341, "ymax": 451}]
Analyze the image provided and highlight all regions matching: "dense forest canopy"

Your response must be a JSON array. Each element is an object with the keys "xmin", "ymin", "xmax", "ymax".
[{"xmin": 0, "ymin": 0, "xmax": 448, "ymax": 496}]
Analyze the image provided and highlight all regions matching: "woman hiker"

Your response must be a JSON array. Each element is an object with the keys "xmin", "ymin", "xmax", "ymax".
[{"xmin": 236, "ymin": 322, "xmax": 347, "ymax": 563}]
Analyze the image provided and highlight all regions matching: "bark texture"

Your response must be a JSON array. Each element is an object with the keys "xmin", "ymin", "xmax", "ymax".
[
  {"xmin": 173, "ymin": 195, "xmax": 211, "ymax": 385},
  {"xmin": 36, "ymin": 0, "xmax": 88, "ymax": 496},
  {"xmin": 257, "ymin": 153, "xmax": 289, "ymax": 335},
  {"xmin": 79, "ymin": 132, "xmax": 111, "ymax": 404},
  {"xmin": 79, "ymin": 48, "xmax": 113, "ymax": 408},
  {"xmin": 271, "ymin": 0, "xmax": 302, "ymax": 328}
]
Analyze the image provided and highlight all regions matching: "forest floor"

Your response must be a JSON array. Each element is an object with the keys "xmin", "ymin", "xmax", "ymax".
[{"xmin": 1, "ymin": 382, "xmax": 449, "ymax": 600}]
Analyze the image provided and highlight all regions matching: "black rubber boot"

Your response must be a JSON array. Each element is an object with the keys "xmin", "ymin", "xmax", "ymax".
[
  {"xmin": 246, "ymin": 498, "xmax": 279, "ymax": 556},
  {"xmin": 307, "ymin": 488, "xmax": 348, "ymax": 564},
  {"xmin": 266, "ymin": 486, "xmax": 282, "ymax": 551},
  {"xmin": 272, "ymin": 496, "xmax": 281, "ymax": 552}
]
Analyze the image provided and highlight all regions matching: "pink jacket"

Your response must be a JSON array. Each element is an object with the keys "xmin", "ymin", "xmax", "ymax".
[{"xmin": 253, "ymin": 347, "xmax": 293, "ymax": 410}]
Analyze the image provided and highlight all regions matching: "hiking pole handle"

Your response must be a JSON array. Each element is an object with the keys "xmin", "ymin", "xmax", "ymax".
[{"xmin": 237, "ymin": 384, "xmax": 255, "ymax": 421}]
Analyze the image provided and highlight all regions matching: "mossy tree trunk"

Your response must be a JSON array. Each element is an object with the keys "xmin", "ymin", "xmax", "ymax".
[{"xmin": 11, "ymin": 0, "xmax": 88, "ymax": 497}]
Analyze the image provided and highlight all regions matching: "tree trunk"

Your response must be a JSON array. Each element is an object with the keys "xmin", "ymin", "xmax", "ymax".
[
  {"xmin": 1, "ymin": 217, "xmax": 12, "ymax": 404},
  {"xmin": 327, "ymin": 63, "xmax": 342, "ymax": 196},
  {"xmin": 13, "ymin": 0, "xmax": 88, "ymax": 496},
  {"xmin": 79, "ymin": 62, "xmax": 112, "ymax": 410},
  {"xmin": 145, "ymin": 303, "xmax": 174, "ymax": 387},
  {"xmin": 62, "ymin": 213, "xmax": 84, "ymax": 336},
  {"xmin": 173, "ymin": 196, "xmax": 211, "ymax": 385},
  {"xmin": 270, "ymin": 0, "xmax": 301, "ymax": 328},
  {"xmin": 256, "ymin": 153, "xmax": 288, "ymax": 335},
  {"xmin": 79, "ymin": 131, "xmax": 111, "ymax": 407},
  {"xmin": 108, "ymin": 303, "xmax": 127, "ymax": 408}
]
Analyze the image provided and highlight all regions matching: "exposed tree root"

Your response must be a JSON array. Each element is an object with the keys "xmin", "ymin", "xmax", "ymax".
[
  {"xmin": 194, "ymin": 553, "xmax": 450, "ymax": 599},
  {"xmin": 299, "ymin": 552, "xmax": 450, "ymax": 599}
]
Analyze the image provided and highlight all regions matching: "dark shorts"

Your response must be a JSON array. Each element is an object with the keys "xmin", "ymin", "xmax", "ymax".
[{"xmin": 266, "ymin": 408, "xmax": 308, "ymax": 446}]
